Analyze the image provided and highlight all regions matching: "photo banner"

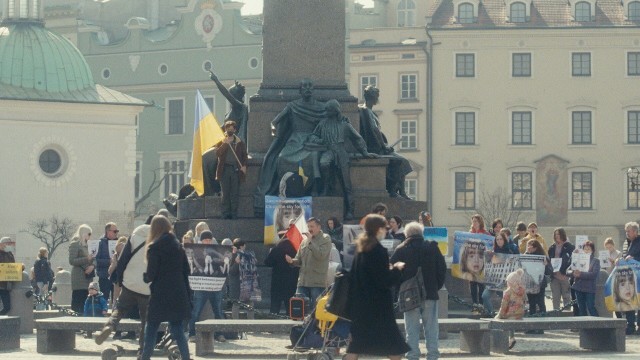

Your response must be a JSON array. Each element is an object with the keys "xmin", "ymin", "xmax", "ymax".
[
  {"xmin": 519, "ymin": 254, "xmax": 546, "ymax": 294},
  {"xmin": 184, "ymin": 243, "xmax": 233, "ymax": 292},
  {"xmin": 342, "ymin": 224, "xmax": 363, "ymax": 271},
  {"xmin": 605, "ymin": 259, "xmax": 640, "ymax": 312},
  {"xmin": 451, "ymin": 231, "xmax": 494, "ymax": 282},
  {"xmin": 423, "ymin": 227, "xmax": 448, "ymax": 256},
  {"xmin": 484, "ymin": 253, "xmax": 520, "ymax": 290},
  {"xmin": 264, "ymin": 196, "xmax": 312, "ymax": 246}
]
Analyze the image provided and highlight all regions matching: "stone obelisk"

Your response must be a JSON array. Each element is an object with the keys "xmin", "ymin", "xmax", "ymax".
[{"xmin": 248, "ymin": 0, "xmax": 357, "ymax": 153}]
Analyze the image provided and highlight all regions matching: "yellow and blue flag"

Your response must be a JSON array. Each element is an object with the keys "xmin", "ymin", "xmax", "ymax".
[{"xmin": 189, "ymin": 90, "xmax": 225, "ymax": 195}]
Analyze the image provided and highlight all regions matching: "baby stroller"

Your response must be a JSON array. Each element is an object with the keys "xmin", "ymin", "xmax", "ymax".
[{"xmin": 287, "ymin": 288, "xmax": 351, "ymax": 360}]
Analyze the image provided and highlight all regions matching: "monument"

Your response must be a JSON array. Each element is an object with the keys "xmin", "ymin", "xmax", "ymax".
[{"xmin": 174, "ymin": 0, "xmax": 427, "ymax": 307}]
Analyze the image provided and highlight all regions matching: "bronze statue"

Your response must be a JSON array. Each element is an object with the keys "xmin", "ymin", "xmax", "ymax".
[
  {"xmin": 209, "ymin": 71, "xmax": 249, "ymax": 143},
  {"xmin": 359, "ymin": 85, "xmax": 413, "ymax": 199},
  {"xmin": 254, "ymin": 78, "xmax": 326, "ymax": 216},
  {"xmin": 214, "ymin": 120, "xmax": 248, "ymax": 219},
  {"xmin": 308, "ymin": 99, "xmax": 377, "ymax": 220}
]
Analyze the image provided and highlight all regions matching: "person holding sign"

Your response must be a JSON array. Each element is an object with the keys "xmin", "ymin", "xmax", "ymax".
[
  {"xmin": 622, "ymin": 221, "xmax": 640, "ymax": 334},
  {"xmin": 548, "ymin": 228, "xmax": 575, "ymax": 311},
  {"xmin": 468, "ymin": 214, "xmax": 490, "ymax": 312},
  {"xmin": 571, "ymin": 240, "xmax": 600, "ymax": 316},
  {"xmin": 613, "ymin": 267, "xmax": 640, "ymax": 312},
  {"xmin": 603, "ymin": 238, "xmax": 621, "ymax": 274},
  {"xmin": 0, "ymin": 237, "xmax": 15, "ymax": 315}
]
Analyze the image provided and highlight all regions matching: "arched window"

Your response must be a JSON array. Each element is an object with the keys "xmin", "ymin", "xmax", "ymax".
[
  {"xmin": 397, "ymin": 0, "xmax": 416, "ymax": 27},
  {"xmin": 575, "ymin": 1, "xmax": 592, "ymax": 22},
  {"xmin": 458, "ymin": 3, "xmax": 475, "ymax": 23},
  {"xmin": 510, "ymin": 2, "xmax": 527, "ymax": 22},
  {"xmin": 630, "ymin": 1, "xmax": 640, "ymax": 21}
]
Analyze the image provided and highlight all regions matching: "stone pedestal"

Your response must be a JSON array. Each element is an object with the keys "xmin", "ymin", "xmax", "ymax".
[
  {"xmin": 8, "ymin": 271, "xmax": 34, "ymax": 334},
  {"xmin": 52, "ymin": 269, "xmax": 71, "ymax": 306},
  {"xmin": 595, "ymin": 270, "xmax": 611, "ymax": 317},
  {"xmin": 0, "ymin": 316, "xmax": 20, "ymax": 350}
]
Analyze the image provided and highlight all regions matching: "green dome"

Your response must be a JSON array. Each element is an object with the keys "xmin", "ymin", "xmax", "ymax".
[{"xmin": 0, "ymin": 22, "xmax": 95, "ymax": 93}]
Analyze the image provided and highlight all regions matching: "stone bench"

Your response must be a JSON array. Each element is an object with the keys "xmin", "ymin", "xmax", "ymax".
[
  {"xmin": 397, "ymin": 318, "xmax": 490, "ymax": 355},
  {"xmin": 489, "ymin": 316, "xmax": 626, "ymax": 353},
  {"xmin": 0, "ymin": 316, "xmax": 20, "ymax": 351},
  {"xmin": 35, "ymin": 316, "xmax": 156, "ymax": 353},
  {"xmin": 195, "ymin": 319, "xmax": 301, "ymax": 356}
]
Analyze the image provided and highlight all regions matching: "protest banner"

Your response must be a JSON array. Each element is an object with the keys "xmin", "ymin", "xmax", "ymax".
[
  {"xmin": 264, "ymin": 196, "xmax": 312, "ymax": 246},
  {"xmin": 604, "ymin": 259, "xmax": 640, "ymax": 312},
  {"xmin": 571, "ymin": 252, "xmax": 590, "ymax": 272},
  {"xmin": 341, "ymin": 224, "xmax": 363, "ymax": 271},
  {"xmin": 423, "ymin": 227, "xmax": 448, "ymax": 256},
  {"xmin": 599, "ymin": 250, "xmax": 612, "ymax": 269},
  {"xmin": 575, "ymin": 235, "xmax": 588, "ymax": 252},
  {"xmin": 520, "ymin": 254, "xmax": 547, "ymax": 294},
  {"xmin": 0, "ymin": 263, "xmax": 23, "ymax": 281},
  {"xmin": 484, "ymin": 253, "xmax": 520, "ymax": 290},
  {"xmin": 87, "ymin": 240, "xmax": 117, "ymax": 257},
  {"xmin": 451, "ymin": 231, "xmax": 494, "ymax": 282},
  {"xmin": 184, "ymin": 243, "xmax": 233, "ymax": 292}
]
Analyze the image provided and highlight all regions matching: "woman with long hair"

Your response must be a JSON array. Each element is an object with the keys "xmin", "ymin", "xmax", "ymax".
[
  {"xmin": 344, "ymin": 214, "xmax": 409, "ymax": 360},
  {"xmin": 68, "ymin": 224, "xmax": 94, "ymax": 314},
  {"xmin": 469, "ymin": 214, "xmax": 490, "ymax": 313},
  {"xmin": 524, "ymin": 239, "xmax": 553, "ymax": 330},
  {"xmin": 139, "ymin": 216, "xmax": 191, "ymax": 360},
  {"xmin": 572, "ymin": 240, "xmax": 600, "ymax": 317}
]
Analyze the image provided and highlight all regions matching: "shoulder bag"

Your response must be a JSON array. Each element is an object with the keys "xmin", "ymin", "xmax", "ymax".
[
  {"xmin": 398, "ymin": 250, "xmax": 427, "ymax": 312},
  {"xmin": 325, "ymin": 270, "xmax": 352, "ymax": 320}
]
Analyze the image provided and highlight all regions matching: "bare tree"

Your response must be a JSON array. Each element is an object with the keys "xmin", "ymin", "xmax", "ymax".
[
  {"xmin": 465, "ymin": 187, "xmax": 527, "ymax": 231},
  {"xmin": 22, "ymin": 216, "xmax": 75, "ymax": 260},
  {"xmin": 134, "ymin": 167, "xmax": 167, "ymax": 216}
]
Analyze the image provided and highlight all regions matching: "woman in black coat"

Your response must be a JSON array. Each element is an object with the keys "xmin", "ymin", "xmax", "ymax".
[
  {"xmin": 140, "ymin": 216, "xmax": 191, "ymax": 360},
  {"xmin": 264, "ymin": 237, "xmax": 299, "ymax": 315},
  {"xmin": 345, "ymin": 214, "xmax": 410, "ymax": 360}
]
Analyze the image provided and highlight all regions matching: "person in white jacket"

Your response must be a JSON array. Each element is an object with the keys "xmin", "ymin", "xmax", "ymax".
[{"xmin": 95, "ymin": 223, "xmax": 152, "ymax": 355}]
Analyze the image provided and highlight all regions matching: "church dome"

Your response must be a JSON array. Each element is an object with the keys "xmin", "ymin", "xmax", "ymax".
[{"xmin": 0, "ymin": 22, "xmax": 95, "ymax": 92}]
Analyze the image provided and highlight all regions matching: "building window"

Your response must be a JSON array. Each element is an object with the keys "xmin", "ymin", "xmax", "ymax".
[
  {"xmin": 162, "ymin": 158, "xmax": 187, "ymax": 199},
  {"xmin": 166, "ymin": 99, "xmax": 184, "ymax": 135},
  {"xmin": 249, "ymin": 57, "xmax": 259, "ymax": 69},
  {"xmin": 572, "ymin": 52, "xmax": 591, "ymax": 77},
  {"xmin": 456, "ymin": 54, "xmax": 475, "ymax": 77},
  {"xmin": 512, "ymin": 53, "xmax": 531, "ymax": 77},
  {"xmin": 510, "ymin": 2, "xmax": 527, "ymax": 22},
  {"xmin": 575, "ymin": 1, "xmax": 592, "ymax": 21},
  {"xmin": 572, "ymin": 172, "xmax": 592, "ymax": 210},
  {"xmin": 362, "ymin": 55, "xmax": 376, "ymax": 61},
  {"xmin": 204, "ymin": 96, "xmax": 215, "ymax": 112},
  {"xmin": 628, "ymin": 52, "xmax": 640, "ymax": 76},
  {"xmin": 101, "ymin": 68, "xmax": 111, "ymax": 79},
  {"xmin": 455, "ymin": 112, "xmax": 475, "ymax": 145},
  {"xmin": 402, "ymin": 53, "xmax": 416, "ymax": 59},
  {"xmin": 39, "ymin": 149, "xmax": 62, "ymax": 176},
  {"xmin": 202, "ymin": 60, "xmax": 212, "ymax": 72},
  {"xmin": 630, "ymin": 1, "xmax": 640, "ymax": 21},
  {"xmin": 400, "ymin": 74, "xmax": 417, "ymax": 100},
  {"xmin": 158, "ymin": 63, "xmax": 168, "ymax": 75},
  {"xmin": 135, "ymin": 159, "xmax": 142, "ymax": 200},
  {"xmin": 628, "ymin": 170, "xmax": 640, "ymax": 209},
  {"xmin": 397, "ymin": 0, "xmax": 416, "ymax": 27},
  {"xmin": 458, "ymin": 3, "xmax": 475, "ymax": 23},
  {"xmin": 455, "ymin": 172, "xmax": 476, "ymax": 209},
  {"xmin": 405, "ymin": 179, "xmax": 418, "ymax": 200},
  {"xmin": 512, "ymin": 111, "xmax": 532, "ymax": 144},
  {"xmin": 572, "ymin": 111, "xmax": 592, "ymax": 144},
  {"xmin": 629, "ymin": 111, "xmax": 640, "ymax": 144},
  {"xmin": 360, "ymin": 75, "xmax": 377, "ymax": 99},
  {"xmin": 400, "ymin": 120, "xmax": 417, "ymax": 150},
  {"xmin": 512, "ymin": 172, "xmax": 533, "ymax": 209}
]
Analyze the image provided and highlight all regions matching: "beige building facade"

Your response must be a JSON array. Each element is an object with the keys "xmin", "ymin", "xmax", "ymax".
[{"xmin": 427, "ymin": 0, "xmax": 640, "ymax": 246}]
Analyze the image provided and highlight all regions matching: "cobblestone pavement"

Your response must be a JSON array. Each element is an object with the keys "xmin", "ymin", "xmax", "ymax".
[{"xmin": 4, "ymin": 329, "xmax": 640, "ymax": 360}]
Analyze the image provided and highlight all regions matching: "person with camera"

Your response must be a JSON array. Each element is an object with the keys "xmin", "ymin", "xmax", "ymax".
[{"xmin": 215, "ymin": 120, "xmax": 247, "ymax": 219}]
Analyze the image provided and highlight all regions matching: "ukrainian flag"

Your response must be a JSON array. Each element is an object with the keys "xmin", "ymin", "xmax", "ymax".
[{"xmin": 189, "ymin": 90, "xmax": 225, "ymax": 195}]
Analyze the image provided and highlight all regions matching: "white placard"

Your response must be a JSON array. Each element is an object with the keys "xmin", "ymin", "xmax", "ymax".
[
  {"xmin": 87, "ymin": 239, "xmax": 117, "ymax": 257},
  {"xmin": 572, "ymin": 253, "xmax": 590, "ymax": 272},
  {"xmin": 599, "ymin": 250, "xmax": 612, "ymax": 268},
  {"xmin": 551, "ymin": 258, "xmax": 562, "ymax": 272},
  {"xmin": 575, "ymin": 235, "xmax": 588, "ymax": 252}
]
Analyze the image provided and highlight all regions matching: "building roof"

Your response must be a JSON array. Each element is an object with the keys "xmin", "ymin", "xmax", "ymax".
[
  {"xmin": 428, "ymin": 0, "xmax": 640, "ymax": 29},
  {"xmin": 0, "ymin": 21, "xmax": 146, "ymax": 105}
]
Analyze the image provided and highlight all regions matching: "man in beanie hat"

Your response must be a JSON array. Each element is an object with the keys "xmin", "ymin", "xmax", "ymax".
[
  {"xmin": 0, "ymin": 237, "xmax": 15, "ymax": 315},
  {"xmin": 214, "ymin": 120, "xmax": 247, "ymax": 219}
]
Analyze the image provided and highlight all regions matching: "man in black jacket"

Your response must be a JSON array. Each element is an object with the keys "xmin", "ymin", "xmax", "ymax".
[
  {"xmin": 622, "ymin": 221, "xmax": 640, "ymax": 334},
  {"xmin": 390, "ymin": 222, "xmax": 446, "ymax": 360}
]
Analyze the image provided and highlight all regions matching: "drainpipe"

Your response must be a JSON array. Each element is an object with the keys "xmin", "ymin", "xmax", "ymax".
[{"xmin": 424, "ymin": 26, "xmax": 435, "ymax": 213}]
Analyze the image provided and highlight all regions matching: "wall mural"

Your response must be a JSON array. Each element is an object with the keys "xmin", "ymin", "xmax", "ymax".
[{"xmin": 535, "ymin": 154, "xmax": 569, "ymax": 226}]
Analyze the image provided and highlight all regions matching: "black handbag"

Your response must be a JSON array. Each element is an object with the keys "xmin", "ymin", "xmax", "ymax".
[
  {"xmin": 325, "ymin": 271, "xmax": 352, "ymax": 320},
  {"xmin": 397, "ymin": 266, "xmax": 426, "ymax": 312}
]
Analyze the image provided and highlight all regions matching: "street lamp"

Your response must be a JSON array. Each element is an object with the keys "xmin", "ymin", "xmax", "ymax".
[{"xmin": 628, "ymin": 167, "xmax": 640, "ymax": 190}]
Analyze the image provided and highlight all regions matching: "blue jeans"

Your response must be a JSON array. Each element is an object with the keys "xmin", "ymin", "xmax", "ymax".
[
  {"xmin": 575, "ymin": 290, "xmax": 598, "ymax": 316},
  {"xmin": 296, "ymin": 286, "xmax": 324, "ymax": 310},
  {"xmin": 404, "ymin": 299, "xmax": 439, "ymax": 360},
  {"xmin": 141, "ymin": 320, "xmax": 189, "ymax": 360},
  {"xmin": 481, "ymin": 288, "xmax": 502, "ymax": 314},
  {"xmin": 189, "ymin": 290, "xmax": 224, "ymax": 336}
]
